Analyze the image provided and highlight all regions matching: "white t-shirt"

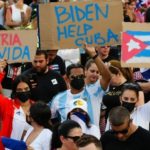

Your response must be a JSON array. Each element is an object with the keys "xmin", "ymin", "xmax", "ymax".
[
  {"xmin": 6, "ymin": 106, "xmax": 31, "ymax": 150},
  {"xmin": 23, "ymin": 128, "xmax": 52, "ymax": 150},
  {"xmin": 11, "ymin": 107, "xmax": 31, "ymax": 140}
]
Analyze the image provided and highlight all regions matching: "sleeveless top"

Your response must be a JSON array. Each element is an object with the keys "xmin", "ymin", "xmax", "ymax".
[{"xmin": 11, "ymin": 4, "xmax": 28, "ymax": 23}]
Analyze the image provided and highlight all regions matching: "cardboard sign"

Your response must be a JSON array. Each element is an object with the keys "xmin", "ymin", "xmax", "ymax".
[
  {"xmin": 39, "ymin": 0, "xmax": 123, "ymax": 49},
  {"xmin": 0, "ymin": 30, "xmax": 37, "ymax": 63},
  {"xmin": 121, "ymin": 22, "xmax": 150, "ymax": 68}
]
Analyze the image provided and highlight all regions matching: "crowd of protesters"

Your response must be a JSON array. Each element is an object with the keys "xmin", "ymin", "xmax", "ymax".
[{"xmin": 0, "ymin": 0, "xmax": 150, "ymax": 150}]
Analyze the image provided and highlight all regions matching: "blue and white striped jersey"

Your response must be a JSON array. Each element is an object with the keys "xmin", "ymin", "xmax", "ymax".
[{"xmin": 50, "ymin": 80, "xmax": 105, "ymax": 127}]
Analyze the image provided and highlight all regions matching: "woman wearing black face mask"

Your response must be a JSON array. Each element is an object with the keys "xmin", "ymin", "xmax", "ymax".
[
  {"xmin": 106, "ymin": 82, "xmax": 150, "ymax": 132},
  {"xmin": 0, "ymin": 63, "xmax": 33, "ymax": 150},
  {"xmin": 120, "ymin": 83, "xmax": 144, "ymax": 112}
]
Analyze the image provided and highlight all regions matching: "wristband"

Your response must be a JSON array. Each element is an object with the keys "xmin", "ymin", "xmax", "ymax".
[{"xmin": 92, "ymin": 53, "xmax": 99, "ymax": 59}]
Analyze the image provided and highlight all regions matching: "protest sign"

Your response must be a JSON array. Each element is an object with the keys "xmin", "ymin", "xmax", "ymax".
[
  {"xmin": 39, "ymin": 0, "xmax": 123, "ymax": 49},
  {"xmin": 0, "ymin": 30, "xmax": 37, "ymax": 63},
  {"xmin": 121, "ymin": 22, "xmax": 150, "ymax": 68}
]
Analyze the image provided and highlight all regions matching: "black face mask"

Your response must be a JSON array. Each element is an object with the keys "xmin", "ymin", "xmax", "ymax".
[
  {"xmin": 122, "ymin": 101, "xmax": 136, "ymax": 112},
  {"xmin": 16, "ymin": 91, "xmax": 31, "ymax": 102},
  {"xmin": 70, "ymin": 77, "xmax": 85, "ymax": 90}
]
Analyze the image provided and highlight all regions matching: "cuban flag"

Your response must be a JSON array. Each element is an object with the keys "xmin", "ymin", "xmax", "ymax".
[
  {"xmin": 122, "ymin": 30, "xmax": 150, "ymax": 63},
  {"xmin": 140, "ymin": 68, "xmax": 150, "ymax": 81}
]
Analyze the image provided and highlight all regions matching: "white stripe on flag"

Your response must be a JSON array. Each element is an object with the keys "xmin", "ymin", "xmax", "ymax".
[
  {"xmin": 127, "ymin": 57, "xmax": 150, "ymax": 63},
  {"xmin": 145, "ymin": 46, "xmax": 150, "ymax": 50},
  {"xmin": 134, "ymin": 35, "xmax": 150, "ymax": 41}
]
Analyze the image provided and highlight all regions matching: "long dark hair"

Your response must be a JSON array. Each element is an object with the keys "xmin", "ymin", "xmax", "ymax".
[
  {"xmin": 30, "ymin": 101, "xmax": 52, "ymax": 130},
  {"xmin": 51, "ymin": 120, "xmax": 81, "ymax": 149},
  {"xmin": 11, "ymin": 75, "xmax": 32, "ymax": 99}
]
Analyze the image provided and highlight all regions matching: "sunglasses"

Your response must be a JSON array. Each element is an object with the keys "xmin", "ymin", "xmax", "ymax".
[
  {"xmin": 70, "ymin": 75, "xmax": 85, "ymax": 80},
  {"xmin": 111, "ymin": 128, "xmax": 128, "ymax": 135},
  {"xmin": 111, "ymin": 121, "xmax": 130, "ymax": 135},
  {"xmin": 66, "ymin": 136, "xmax": 81, "ymax": 142}
]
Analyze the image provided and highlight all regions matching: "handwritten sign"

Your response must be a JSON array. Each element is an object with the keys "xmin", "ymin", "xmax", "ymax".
[
  {"xmin": 121, "ymin": 22, "xmax": 150, "ymax": 68},
  {"xmin": 39, "ymin": 0, "xmax": 123, "ymax": 49},
  {"xmin": 0, "ymin": 30, "xmax": 37, "ymax": 63}
]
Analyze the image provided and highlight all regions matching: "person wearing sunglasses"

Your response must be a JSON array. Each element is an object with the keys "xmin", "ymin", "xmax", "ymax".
[
  {"xmin": 119, "ymin": 83, "xmax": 150, "ymax": 130},
  {"xmin": 105, "ymin": 82, "xmax": 149, "ymax": 131},
  {"xmin": 50, "ymin": 43, "xmax": 111, "ymax": 128},
  {"xmin": 51, "ymin": 120, "xmax": 83, "ymax": 150},
  {"xmin": 101, "ymin": 106, "xmax": 150, "ymax": 150}
]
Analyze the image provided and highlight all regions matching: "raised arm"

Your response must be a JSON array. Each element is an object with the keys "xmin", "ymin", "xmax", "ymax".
[
  {"xmin": 138, "ymin": 82, "xmax": 150, "ymax": 92},
  {"xmin": 84, "ymin": 43, "xmax": 111, "ymax": 90}
]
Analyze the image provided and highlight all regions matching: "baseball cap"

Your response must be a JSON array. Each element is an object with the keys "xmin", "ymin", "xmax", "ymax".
[{"xmin": 68, "ymin": 98, "xmax": 88, "ymax": 113}]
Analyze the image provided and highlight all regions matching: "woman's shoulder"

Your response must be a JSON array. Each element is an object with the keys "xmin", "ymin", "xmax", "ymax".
[
  {"xmin": 42, "ymin": 128, "xmax": 52, "ymax": 135},
  {"xmin": 23, "ymin": 4, "xmax": 31, "ymax": 10},
  {"xmin": 36, "ymin": 129, "xmax": 52, "ymax": 142}
]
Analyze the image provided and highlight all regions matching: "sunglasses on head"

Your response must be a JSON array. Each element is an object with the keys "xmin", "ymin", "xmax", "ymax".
[{"xmin": 66, "ymin": 136, "xmax": 81, "ymax": 142}]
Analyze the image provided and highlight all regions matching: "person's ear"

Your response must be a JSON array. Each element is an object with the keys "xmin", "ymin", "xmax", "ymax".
[{"xmin": 60, "ymin": 135, "xmax": 66, "ymax": 144}]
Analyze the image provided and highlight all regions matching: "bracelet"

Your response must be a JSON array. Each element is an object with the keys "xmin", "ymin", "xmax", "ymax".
[{"xmin": 92, "ymin": 53, "xmax": 99, "ymax": 59}]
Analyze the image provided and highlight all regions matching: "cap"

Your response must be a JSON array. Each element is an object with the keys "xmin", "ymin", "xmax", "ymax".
[{"xmin": 68, "ymin": 98, "xmax": 88, "ymax": 113}]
